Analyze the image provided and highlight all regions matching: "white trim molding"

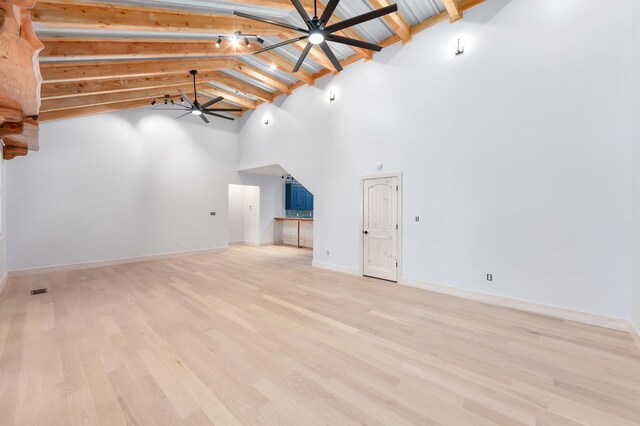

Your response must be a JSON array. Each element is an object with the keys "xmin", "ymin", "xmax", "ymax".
[
  {"xmin": 400, "ymin": 277, "xmax": 630, "ymax": 331},
  {"xmin": 8, "ymin": 247, "xmax": 228, "ymax": 277},
  {"xmin": 312, "ymin": 260, "xmax": 359, "ymax": 276}
]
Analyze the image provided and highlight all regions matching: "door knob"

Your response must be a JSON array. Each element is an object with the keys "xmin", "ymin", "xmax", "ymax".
[{"xmin": 363, "ymin": 230, "xmax": 368, "ymax": 234}]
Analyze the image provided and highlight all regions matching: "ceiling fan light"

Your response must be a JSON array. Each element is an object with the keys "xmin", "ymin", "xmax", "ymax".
[
  {"xmin": 192, "ymin": 109, "xmax": 203, "ymax": 116},
  {"xmin": 309, "ymin": 31, "xmax": 324, "ymax": 45}
]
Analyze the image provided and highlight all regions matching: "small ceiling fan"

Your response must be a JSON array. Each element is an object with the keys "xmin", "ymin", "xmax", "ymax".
[
  {"xmin": 153, "ymin": 70, "xmax": 242, "ymax": 123},
  {"xmin": 234, "ymin": 0, "xmax": 398, "ymax": 72}
]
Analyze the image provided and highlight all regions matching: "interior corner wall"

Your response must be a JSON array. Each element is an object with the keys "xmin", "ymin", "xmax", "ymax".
[
  {"xmin": 6, "ymin": 108, "xmax": 239, "ymax": 271},
  {"xmin": 237, "ymin": 0, "xmax": 633, "ymax": 320},
  {"xmin": 632, "ymin": 0, "xmax": 640, "ymax": 333}
]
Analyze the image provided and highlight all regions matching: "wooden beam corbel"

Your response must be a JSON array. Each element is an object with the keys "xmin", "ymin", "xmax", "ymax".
[{"xmin": 2, "ymin": 117, "xmax": 39, "ymax": 160}]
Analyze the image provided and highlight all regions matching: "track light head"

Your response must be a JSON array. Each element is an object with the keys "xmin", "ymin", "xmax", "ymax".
[
  {"xmin": 245, "ymin": 37, "xmax": 250, "ymax": 47},
  {"xmin": 216, "ymin": 36, "xmax": 222, "ymax": 48},
  {"xmin": 150, "ymin": 99, "xmax": 156, "ymax": 105},
  {"xmin": 257, "ymin": 37, "xmax": 264, "ymax": 44}
]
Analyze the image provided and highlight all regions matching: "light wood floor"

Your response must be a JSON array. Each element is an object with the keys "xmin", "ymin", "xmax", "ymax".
[{"xmin": 1, "ymin": 245, "xmax": 639, "ymax": 425}]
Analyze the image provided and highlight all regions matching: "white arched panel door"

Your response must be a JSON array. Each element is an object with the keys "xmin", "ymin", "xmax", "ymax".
[{"xmin": 362, "ymin": 176, "xmax": 398, "ymax": 281}]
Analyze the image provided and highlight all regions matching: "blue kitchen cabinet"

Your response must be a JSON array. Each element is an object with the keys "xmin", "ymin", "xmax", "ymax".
[{"xmin": 286, "ymin": 183, "xmax": 313, "ymax": 210}]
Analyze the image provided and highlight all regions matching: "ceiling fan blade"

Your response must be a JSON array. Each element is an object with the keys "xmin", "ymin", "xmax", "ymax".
[
  {"xmin": 205, "ymin": 108, "xmax": 243, "ymax": 112},
  {"xmin": 253, "ymin": 35, "xmax": 309, "ymax": 54},
  {"xmin": 290, "ymin": 0, "xmax": 311, "ymax": 27},
  {"xmin": 320, "ymin": 0, "xmax": 340, "ymax": 26},
  {"xmin": 201, "ymin": 96, "xmax": 224, "ymax": 109},
  {"xmin": 200, "ymin": 114, "xmax": 210, "ymax": 124},
  {"xmin": 175, "ymin": 112, "xmax": 192, "ymax": 120},
  {"xmin": 325, "ymin": 4, "xmax": 398, "ymax": 34},
  {"xmin": 150, "ymin": 108, "xmax": 191, "ymax": 111},
  {"xmin": 234, "ymin": 11, "xmax": 307, "ymax": 32},
  {"xmin": 179, "ymin": 90, "xmax": 194, "ymax": 107},
  {"xmin": 326, "ymin": 34, "xmax": 383, "ymax": 52},
  {"xmin": 203, "ymin": 111, "xmax": 236, "ymax": 121},
  {"xmin": 319, "ymin": 42, "xmax": 343, "ymax": 72},
  {"xmin": 293, "ymin": 43, "xmax": 312, "ymax": 72}
]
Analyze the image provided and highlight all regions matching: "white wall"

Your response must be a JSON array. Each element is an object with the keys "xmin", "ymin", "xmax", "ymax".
[
  {"xmin": 0, "ymin": 152, "xmax": 6, "ymax": 284},
  {"xmin": 239, "ymin": 172, "xmax": 285, "ymax": 245},
  {"xmin": 633, "ymin": 0, "xmax": 640, "ymax": 333},
  {"xmin": 6, "ymin": 108, "xmax": 239, "ymax": 271},
  {"xmin": 238, "ymin": 0, "xmax": 633, "ymax": 320},
  {"xmin": 228, "ymin": 184, "xmax": 245, "ymax": 243}
]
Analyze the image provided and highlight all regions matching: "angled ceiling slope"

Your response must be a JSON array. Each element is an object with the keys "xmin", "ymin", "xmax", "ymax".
[{"xmin": 33, "ymin": 0, "xmax": 486, "ymax": 122}]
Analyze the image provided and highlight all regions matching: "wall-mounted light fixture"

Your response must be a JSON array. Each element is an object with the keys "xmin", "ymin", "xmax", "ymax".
[
  {"xmin": 455, "ymin": 38, "xmax": 464, "ymax": 56},
  {"xmin": 329, "ymin": 89, "xmax": 336, "ymax": 102}
]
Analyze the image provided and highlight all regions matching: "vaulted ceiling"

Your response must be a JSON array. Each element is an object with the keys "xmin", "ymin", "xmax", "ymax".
[{"xmin": 34, "ymin": 0, "xmax": 486, "ymax": 121}]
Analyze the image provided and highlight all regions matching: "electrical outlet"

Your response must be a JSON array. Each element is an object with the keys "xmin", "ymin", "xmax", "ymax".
[
  {"xmin": 210, "ymin": 212, "xmax": 216, "ymax": 215},
  {"xmin": 415, "ymin": 216, "xmax": 420, "ymax": 222},
  {"xmin": 487, "ymin": 274, "xmax": 493, "ymax": 282},
  {"xmin": 326, "ymin": 250, "xmax": 330, "ymax": 256}
]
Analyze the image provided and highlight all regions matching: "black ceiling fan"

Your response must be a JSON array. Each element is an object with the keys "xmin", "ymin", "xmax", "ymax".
[
  {"xmin": 154, "ymin": 70, "xmax": 242, "ymax": 123},
  {"xmin": 234, "ymin": 0, "xmax": 397, "ymax": 72}
]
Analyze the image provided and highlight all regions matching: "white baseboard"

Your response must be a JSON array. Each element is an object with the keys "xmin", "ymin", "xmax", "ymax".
[
  {"xmin": 400, "ymin": 277, "xmax": 629, "ymax": 331},
  {"xmin": 312, "ymin": 260, "xmax": 359, "ymax": 276},
  {"xmin": 243, "ymin": 241, "xmax": 279, "ymax": 247},
  {"xmin": 8, "ymin": 247, "xmax": 228, "ymax": 277}
]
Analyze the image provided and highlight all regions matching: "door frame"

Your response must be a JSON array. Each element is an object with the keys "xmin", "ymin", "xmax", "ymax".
[{"xmin": 359, "ymin": 172, "xmax": 403, "ymax": 282}]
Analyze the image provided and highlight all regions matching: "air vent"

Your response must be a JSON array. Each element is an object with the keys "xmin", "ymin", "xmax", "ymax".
[{"xmin": 30, "ymin": 288, "xmax": 47, "ymax": 295}]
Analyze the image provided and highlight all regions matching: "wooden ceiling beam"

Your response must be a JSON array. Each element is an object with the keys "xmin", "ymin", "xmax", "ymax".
[
  {"xmin": 40, "ymin": 37, "xmax": 261, "ymax": 60},
  {"xmin": 41, "ymin": 85, "xmax": 240, "ymax": 115},
  {"xmin": 202, "ymin": 72, "xmax": 276, "ymax": 103},
  {"xmin": 258, "ymin": 51, "xmax": 314, "ymax": 85},
  {"xmin": 368, "ymin": 0, "xmax": 412, "ymax": 43},
  {"xmin": 40, "ymin": 58, "xmax": 240, "ymax": 83},
  {"xmin": 198, "ymin": 86, "xmax": 256, "ymax": 110},
  {"xmin": 41, "ymin": 70, "xmax": 273, "ymax": 103},
  {"xmin": 442, "ymin": 0, "xmax": 463, "ymax": 22},
  {"xmin": 39, "ymin": 98, "xmax": 154, "ymax": 121},
  {"xmin": 31, "ymin": 0, "xmax": 295, "ymax": 36},
  {"xmin": 232, "ymin": 63, "xmax": 292, "ymax": 94}
]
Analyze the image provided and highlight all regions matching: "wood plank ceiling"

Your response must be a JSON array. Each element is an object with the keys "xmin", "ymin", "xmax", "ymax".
[{"xmin": 34, "ymin": 0, "xmax": 486, "ymax": 121}]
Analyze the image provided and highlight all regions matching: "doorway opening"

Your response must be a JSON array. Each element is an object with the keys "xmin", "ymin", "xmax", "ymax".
[
  {"xmin": 228, "ymin": 184, "xmax": 260, "ymax": 246},
  {"xmin": 359, "ymin": 173, "xmax": 402, "ymax": 282}
]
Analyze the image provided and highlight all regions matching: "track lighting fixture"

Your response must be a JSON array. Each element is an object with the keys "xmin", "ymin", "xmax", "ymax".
[
  {"xmin": 170, "ymin": 99, "xmax": 175, "ymax": 105},
  {"xmin": 164, "ymin": 98, "xmax": 168, "ymax": 105},
  {"xmin": 150, "ymin": 99, "xmax": 157, "ymax": 105},
  {"xmin": 180, "ymin": 97, "xmax": 184, "ymax": 103},
  {"xmin": 213, "ymin": 33, "xmax": 263, "ymax": 49}
]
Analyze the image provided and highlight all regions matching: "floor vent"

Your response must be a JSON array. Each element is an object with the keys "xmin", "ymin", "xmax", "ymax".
[{"xmin": 30, "ymin": 288, "xmax": 48, "ymax": 295}]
